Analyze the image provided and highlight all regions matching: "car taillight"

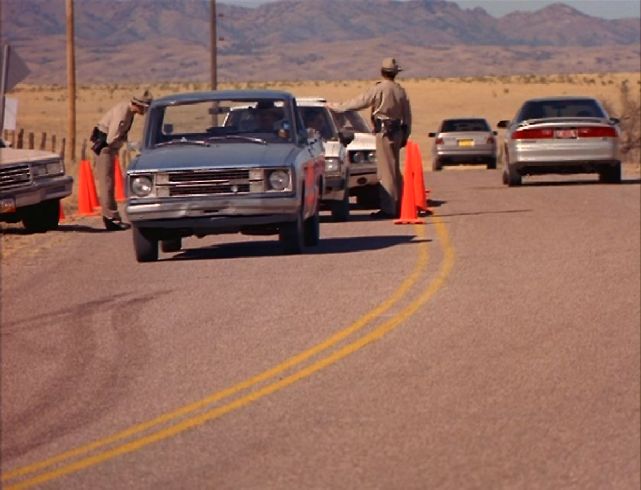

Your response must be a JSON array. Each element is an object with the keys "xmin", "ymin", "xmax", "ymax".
[
  {"xmin": 435, "ymin": 137, "xmax": 444, "ymax": 144},
  {"xmin": 577, "ymin": 127, "xmax": 617, "ymax": 138},
  {"xmin": 513, "ymin": 128, "xmax": 554, "ymax": 139},
  {"xmin": 486, "ymin": 136, "xmax": 495, "ymax": 144}
]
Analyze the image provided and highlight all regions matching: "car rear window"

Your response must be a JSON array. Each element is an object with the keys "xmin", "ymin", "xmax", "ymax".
[
  {"xmin": 441, "ymin": 119, "xmax": 490, "ymax": 132},
  {"xmin": 518, "ymin": 99, "xmax": 606, "ymax": 120}
]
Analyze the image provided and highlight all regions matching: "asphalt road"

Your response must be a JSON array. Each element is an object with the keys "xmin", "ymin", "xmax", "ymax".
[{"xmin": 1, "ymin": 168, "xmax": 639, "ymax": 490}]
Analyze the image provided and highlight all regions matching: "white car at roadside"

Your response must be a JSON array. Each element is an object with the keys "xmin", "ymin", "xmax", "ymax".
[
  {"xmin": 329, "ymin": 108, "xmax": 379, "ymax": 209},
  {"xmin": 297, "ymin": 97, "xmax": 355, "ymax": 221}
]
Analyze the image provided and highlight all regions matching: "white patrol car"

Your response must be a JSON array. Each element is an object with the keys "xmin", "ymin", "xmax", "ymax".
[
  {"xmin": 327, "ymin": 107, "xmax": 379, "ymax": 209},
  {"xmin": 297, "ymin": 97, "xmax": 354, "ymax": 221}
]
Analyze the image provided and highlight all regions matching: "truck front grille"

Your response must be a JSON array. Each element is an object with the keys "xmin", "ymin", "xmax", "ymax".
[
  {"xmin": 0, "ymin": 164, "xmax": 32, "ymax": 190},
  {"xmin": 164, "ymin": 169, "xmax": 251, "ymax": 197}
]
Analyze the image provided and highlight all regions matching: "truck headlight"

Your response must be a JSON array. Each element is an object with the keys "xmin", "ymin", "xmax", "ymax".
[
  {"xmin": 131, "ymin": 175, "xmax": 153, "ymax": 197},
  {"xmin": 324, "ymin": 157, "xmax": 341, "ymax": 173},
  {"xmin": 268, "ymin": 169, "xmax": 290, "ymax": 191},
  {"xmin": 367, "ymin": 151, "xmax": 376, "ymax": 162},
  {"xmin": 351, "ymin": 151, "xmax": 364, "ymax": 163},
  {"xmin": 31, "ymin": 160, "xmax": 64, "ymax": 178}
]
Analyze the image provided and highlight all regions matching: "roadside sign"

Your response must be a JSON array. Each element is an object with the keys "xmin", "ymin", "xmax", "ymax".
[
  {"xmin": 1, "ymin": 44, "xmax": 30, "ymax": 132},
  {"xmin": 1, "ymin": 45, "xmax": 30, "ymax": 92}
]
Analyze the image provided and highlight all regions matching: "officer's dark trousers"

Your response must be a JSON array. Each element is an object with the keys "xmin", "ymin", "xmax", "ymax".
[
  {"xmin": 375, "ymin": 131, "xmax": 403, "ymax": 216},
  {"xmin": 96, "ymin": 147, "xmax": 120, "ymax": 220}
]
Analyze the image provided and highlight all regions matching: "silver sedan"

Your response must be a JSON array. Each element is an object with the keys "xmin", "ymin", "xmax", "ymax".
[
  {"xmin": 498, "ymin": 96, "xmax": 621, "ymax": 186},
  {"xmin": 428, "ymin": 117, "xmax": 497, "ymax": 171}
]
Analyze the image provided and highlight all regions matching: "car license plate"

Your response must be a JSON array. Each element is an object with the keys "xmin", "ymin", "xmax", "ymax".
[
  {"xmin": 555, "ymin": 129, "xmax": 577, "ymax": 139},
  {"xmin": 0, "ymin": 197, "xmax": 16, "ymax": 214},
  {"xmin": 457, "ymin": 139, "xmax": 474, "ymax": 147}
]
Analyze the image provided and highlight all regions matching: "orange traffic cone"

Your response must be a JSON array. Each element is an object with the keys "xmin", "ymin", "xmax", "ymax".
[
  {"xmin": 87, "ymin": 162, "xmax": 100, "ymax": 209},
  {"xmin": 59, "ymin": 200, "xmax": 65, "ymax": 221},
  {"xmin": 114, "ymin": 156, "xmax": 125, "ymax": 202},
  {"xmin": 76, "ymin": 160, "xmax": 99, "ymax": 216},
  {"xmin": 410, "ymin": 141, "xmax": 429, "ymax": 213},
  {"xmin": 394, "ymin": 141, "xmax": 425, "ymax": 225}
]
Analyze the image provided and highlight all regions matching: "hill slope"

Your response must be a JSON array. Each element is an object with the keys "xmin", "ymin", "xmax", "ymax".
[{"xmin": 3, "ymin": 0, "xmax": 640, "ymax": 84}]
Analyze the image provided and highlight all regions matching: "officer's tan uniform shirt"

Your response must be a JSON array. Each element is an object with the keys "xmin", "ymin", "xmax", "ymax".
[
  {"xmin": 337, "ymin": 79, "xmax": 411, "ymax": 133},
  {"xmin": 97, "ymin": 101, "xmax": 135, "ymax": 150}
]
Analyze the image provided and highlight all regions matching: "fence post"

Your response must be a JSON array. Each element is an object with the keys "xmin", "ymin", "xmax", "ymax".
[
  {"xmin": 40, "ymin": 132, "xmax": 47, "ymax": 150},
  {"xmin": 52, "ymin": 134, "xmax": 57, "ymax": 153},
  {"xmin": 17, "ymin": 129, "xmax": 24, "ymax": 148},
  {"xmin": 28, "ymin": 132, "xmax": 35, "ymax": 149},
  {"xmin": 81, "ymin": 139, "xmax": 87, "ymax": 161},
  {"xmin": 60, "ymin": 137, "xmax": 66, "ymax": 160}
]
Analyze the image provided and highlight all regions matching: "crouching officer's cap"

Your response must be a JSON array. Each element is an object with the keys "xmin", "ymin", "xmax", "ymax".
[{"xmin": 131, "ymin": 90, "xmax": 153, "ymax": 108}]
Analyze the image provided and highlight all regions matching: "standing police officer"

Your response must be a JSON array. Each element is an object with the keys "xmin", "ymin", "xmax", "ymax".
[
  {"xmin": 329, "ymin": 58, "xmax": 411, "ymax": 218},
  {"xmin": 92, "ymin": 90, "xmax": 152, "ymax": 230}
]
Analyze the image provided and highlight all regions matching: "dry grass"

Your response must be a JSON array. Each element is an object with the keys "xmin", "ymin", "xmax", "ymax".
[{"xmin": 6, "ymin": 71, "xmax": 640, "ymax": 193}]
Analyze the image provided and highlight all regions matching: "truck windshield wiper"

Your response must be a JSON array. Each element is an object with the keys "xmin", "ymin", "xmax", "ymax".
[
  {"xmin": 206, "ymin": 135, "xmax": 267, "ymax": 145},
  {"xmin": 155, "ymin": 138, "xmax": 209, "ymax": 148}
]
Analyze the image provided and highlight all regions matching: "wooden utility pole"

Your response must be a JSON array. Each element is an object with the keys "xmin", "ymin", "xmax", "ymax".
[
  {"xmin": 210, "ymin": 0, "xmax": 217, "ymax": 91},
  {"xmin": 66, "ymin": 0, "xmax": 76, "ymax": 162}
]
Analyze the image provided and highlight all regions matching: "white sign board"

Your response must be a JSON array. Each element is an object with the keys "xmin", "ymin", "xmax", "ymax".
[{"xmin": 3, "ymin": 97, "xmax": 17, "ymax": 130}]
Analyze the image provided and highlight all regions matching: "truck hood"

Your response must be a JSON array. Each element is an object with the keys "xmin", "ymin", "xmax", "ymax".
[
  {"xmin": 130, "ymin": 143, "xmax": 299, "ymax": 172},
  {"xmin": 0, "ymin": 148, "xmax": 61, "ymax": 166}
]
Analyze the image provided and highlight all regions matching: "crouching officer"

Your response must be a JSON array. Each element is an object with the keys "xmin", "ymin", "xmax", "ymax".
[
  {"xmin": 91, "ymin": 90, "xmax": 153, "ymax": 230},
  {"xmin": 329, "ymin": 57, "xmax": 411, "ymax": 218}
]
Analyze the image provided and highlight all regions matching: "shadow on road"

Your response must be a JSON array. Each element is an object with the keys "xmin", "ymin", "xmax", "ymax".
[
  {"xmin": 519, "ymin": 177, "xmax": 641, "ymax": 187},
  {"xmin": 170, "ymin": 234, "xmax": 426, "ymax": 261},
  {"xmin": 434, "ymin": 208, "xmax": 532, "ymax": 218},
  {"xmin": 1, "ymin": 223, "xmax": 113, "ymax": 235}
]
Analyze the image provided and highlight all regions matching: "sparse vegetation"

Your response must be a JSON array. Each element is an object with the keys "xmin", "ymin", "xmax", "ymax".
[{"xmin": 603, "ymin": 80, "xmax": 641, "ymax": 165}]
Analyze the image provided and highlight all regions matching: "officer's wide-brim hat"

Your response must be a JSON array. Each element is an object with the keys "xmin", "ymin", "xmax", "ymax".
[
  {"xmin": 381, "ymin": 57, "xmax": 402, "ymax": 73},
  {"xmin": 131, "ymin": 90, "xmax": 153, "ymax": 107}
]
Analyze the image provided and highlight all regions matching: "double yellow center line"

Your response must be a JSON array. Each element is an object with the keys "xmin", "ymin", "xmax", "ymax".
[{"xmin": 3, "ymin": 218, "xmax": 455, "ymax": 489}]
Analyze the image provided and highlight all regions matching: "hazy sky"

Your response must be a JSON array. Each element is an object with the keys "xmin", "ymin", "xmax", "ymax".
[{"xmin": 222, "ymin": 0, "xmax": 641, "ymax": 19}]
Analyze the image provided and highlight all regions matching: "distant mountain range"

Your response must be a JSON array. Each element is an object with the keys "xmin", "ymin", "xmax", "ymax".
[{"xmin": 3, "ymin": 0, "xmax": 640, "ymax": 85}]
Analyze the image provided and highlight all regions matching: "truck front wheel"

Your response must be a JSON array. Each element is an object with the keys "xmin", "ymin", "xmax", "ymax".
[
  {"xmin": 133, "ymin": 225, "xmax": 159, "ymax": 262},
  {"xmin": 21, "ymin": 199, "xmax": 60, "ymax": 232}
]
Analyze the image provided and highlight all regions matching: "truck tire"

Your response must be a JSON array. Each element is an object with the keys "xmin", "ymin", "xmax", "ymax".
[
  {"xmin": 279, "ymin": 208, "xmax": 304, "ymax": 254},
  {"xmin": 330, "ymin": 188, "xmax": 350, "ymax": 222},
  {"xmin": 133, "ymin": 225, "xmax": 159, "ymax": 262},
  {"xmin": 304, "ymin": 199, "xmax": 320, "ymax": 246},
  {"xmin": 21, "ymin": 199, "xmax": 60, "ymax": 232},
  {"xmin": 161, "ymin": 237, "xmax": 182, "ymax": 253}
]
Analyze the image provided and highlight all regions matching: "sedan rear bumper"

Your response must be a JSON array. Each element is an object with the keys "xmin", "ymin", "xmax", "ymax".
[
  {"xmin": 435, "ymin": 148, "xmax": 496, "ymax": 163},
  {"xmin": 508, "ymin": 140, "xmax": 620, "ymax": 175}
]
